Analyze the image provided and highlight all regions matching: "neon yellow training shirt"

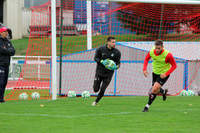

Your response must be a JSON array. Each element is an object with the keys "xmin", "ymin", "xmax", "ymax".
[{"xmin": 150, "ymin": 48, "xmax": 170, "ymax": 75}]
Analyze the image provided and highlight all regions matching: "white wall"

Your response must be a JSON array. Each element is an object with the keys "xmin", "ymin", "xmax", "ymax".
[
  {"xmin": 4, "ymin": 0, "xmax": 24, "ymax": 39},
  {"xmin": 63, "ymin": 10, "xmax": 73, "ymax": 25},
  {"xmin": 3, "ymin": 0, "xmax": 74, "ymax": 39},
  {"xmin": 22, "ymin": 8, "xmax": 31, "ymax": 36}
]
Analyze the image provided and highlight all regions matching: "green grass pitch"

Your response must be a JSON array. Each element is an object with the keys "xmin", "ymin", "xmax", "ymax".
[
  {"xmin": 11, "ymin": 34, "xmax": 200, "ymax": 56},
  {"xmin": 0, "ymin": 96, "xmax": 200, "ymax": 133}
]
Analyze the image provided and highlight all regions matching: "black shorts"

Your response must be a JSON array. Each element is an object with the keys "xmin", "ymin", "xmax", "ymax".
[
  {"xmin": 93, "ymin": 73, "xmax": 113, "ymax": 92},
  {"xmin": 152, "ymin": 73, "xmax": 169, "ymax": 86}
]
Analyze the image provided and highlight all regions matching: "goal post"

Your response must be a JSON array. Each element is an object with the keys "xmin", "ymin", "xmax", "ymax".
[
  {"xmin": 51, "ymin": 0, "xmax": 57, "ymax": 100},
  {"xmin": 5, "ymin": 0, "xmax": 200, "ymax": 100},
  {"xmin": 49, "ymin": 0, "xmax": 200, "ymax": 98},
  {"xmin": 93, "ymin": 0, "xmax": 200, "ymax": 4},
  {"xmin": 87, "ymin": 0, "xmax": 92, "ymax": 50}
]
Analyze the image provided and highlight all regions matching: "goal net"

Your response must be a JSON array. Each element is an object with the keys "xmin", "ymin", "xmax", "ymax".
[{"xmin": 5, "ymin": 0, "xmax": 200, "ymax": 100}]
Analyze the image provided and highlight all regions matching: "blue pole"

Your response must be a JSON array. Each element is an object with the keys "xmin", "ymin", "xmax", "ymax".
[
  {"xmin": 49, "ymin": 60, "xmax": 52, "ymax": 95},
  {"xmin": 183, "ymin": 61, "xmax": 189, "ymax": 91},
  {"xmin": 114, "ymin": 70, "xmax": 117, "ymax": 96}
]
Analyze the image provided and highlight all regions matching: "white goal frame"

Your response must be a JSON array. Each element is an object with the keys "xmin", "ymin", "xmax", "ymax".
[{"xmin": 50, "ymin": 0, "xmax": 200, "ymax": 100}]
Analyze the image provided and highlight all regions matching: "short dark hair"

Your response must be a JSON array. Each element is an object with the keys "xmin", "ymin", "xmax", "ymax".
[
  {"xmin": 155, "ymin": 39, "xmax": 163, "ymax": 46},
  {"xmin": 107, "ymin": 36, "xmax": 115, "ymax": 42}
]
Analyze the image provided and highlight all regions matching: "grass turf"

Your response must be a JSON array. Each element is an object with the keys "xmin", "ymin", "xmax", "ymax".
[
  {"xmin": 0, "ymin": 96, "xmax": 200, "ymax": 133},
  {"xmin": 7, "ymin": 34, "xmax": 200, "ymax": 132},
  {"xmin": 5, "ymin": 89, "xmax": 50, "ymax": 100}
]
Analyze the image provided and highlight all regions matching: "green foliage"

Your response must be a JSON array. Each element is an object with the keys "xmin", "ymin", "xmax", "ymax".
[{"xmin": 11, "ymin": 37, "xmax": 29, "ymax": 55}]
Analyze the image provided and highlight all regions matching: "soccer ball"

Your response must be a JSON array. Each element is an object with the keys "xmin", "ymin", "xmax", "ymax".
[
  {"xmin": 68, "ymin": 91, "xmax": 76, "ymax": 98},
  {"xmin": 179, "ymin": 90, "xmax": 187, "ymax": 96},
  {"xmin": 179, "ymin": 90, "xmax": 195, "ymax": 96},
  {"xmin": 81, "ymin": 91, "xmax": 90, "ymax": 98},
  {"xmin": 31, "ymin": 92, "xmax": 40, "ymax": 99},
  {"xmin": 19, "ymin": 92, "xmax": 28, "ymax": 100},
  {"xmin": 106, "ymin": 59, "xmax": 117, "ymax": 70},
  {"xmin": 187, "ymin": 90, "xmax": 195, "ymax": 96},
  {"xmin": 191, "ymin": 91, "xmax": 195, "ymax": 96}
]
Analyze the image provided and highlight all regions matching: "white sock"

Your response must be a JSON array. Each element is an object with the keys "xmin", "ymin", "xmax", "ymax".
[{"xmin": 145, "ymin": 104, "xmax": 150, "ymax": 108}]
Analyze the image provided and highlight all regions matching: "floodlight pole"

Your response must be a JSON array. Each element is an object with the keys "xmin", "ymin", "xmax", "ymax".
[
  {"xmin": 87, "ymin": 0, "xmax": 92, "ymax": 50},
  {"xmin": 51, "ymin": 0, "xmax": 57, "ymax": 100}
]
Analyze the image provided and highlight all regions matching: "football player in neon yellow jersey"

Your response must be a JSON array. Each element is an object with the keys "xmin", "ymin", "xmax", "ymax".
[{"xmin": 142, "ymin": 40, "xmax": 177, "ymax": 112}]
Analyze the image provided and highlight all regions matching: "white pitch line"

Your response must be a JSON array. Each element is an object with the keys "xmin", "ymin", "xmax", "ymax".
[{"xmin": 0, "ymin": 112, "xmax": 132, "ymax": 119}]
